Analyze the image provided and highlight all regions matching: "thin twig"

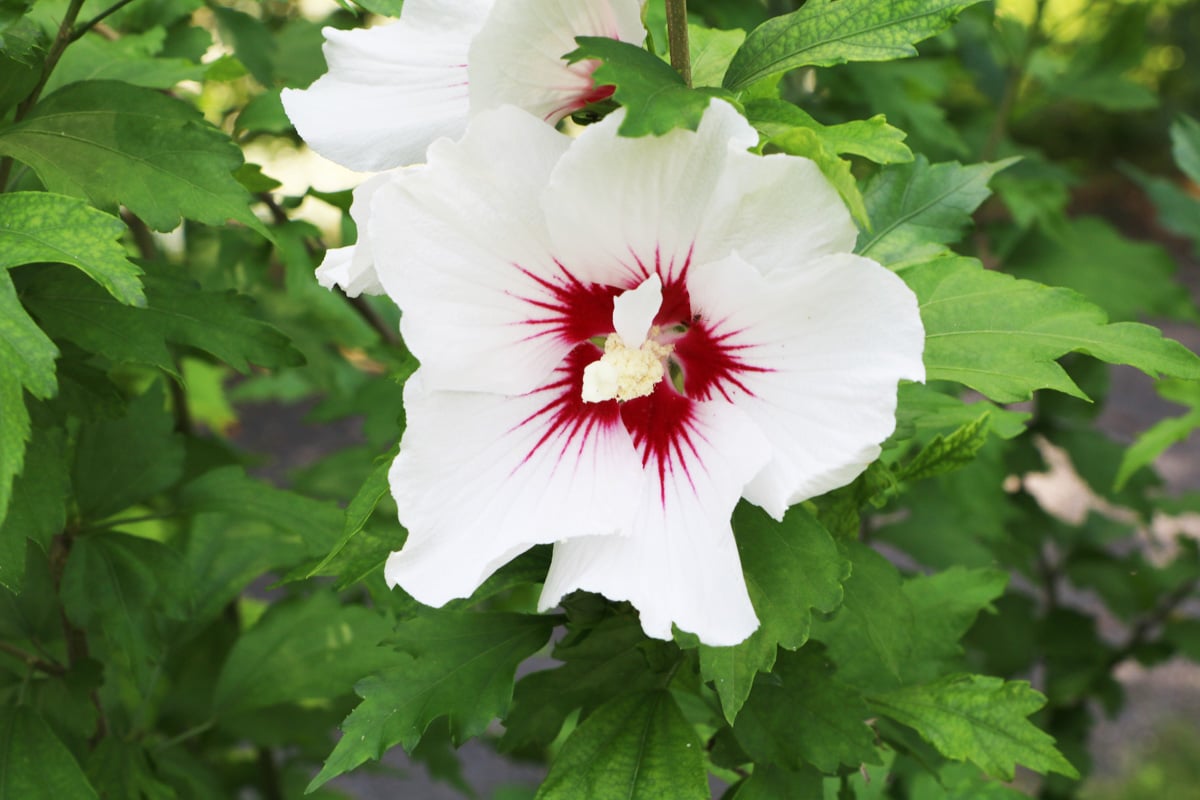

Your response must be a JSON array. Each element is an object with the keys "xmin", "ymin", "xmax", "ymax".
[
  {"xmin": 980, "ymin": 0, "xmax": 1047, "ymax": 161},
  {"xmin": 1109, "ymin": 577, "xmax": 1199, "ymax": 667},
  {"xmin": 665, "ymin": 0, "xmax": 692, "ymax": 87},
  {"xmin": 0, "ymin": 641, "xmax": 68, "ymax": 677},
  {"xmin": 50, "ymin": 533, "xmax": 109, "ymax": 748},
  {"xmin": 70, "ymin": 0, "xmax": 138, "ymax": 42}
]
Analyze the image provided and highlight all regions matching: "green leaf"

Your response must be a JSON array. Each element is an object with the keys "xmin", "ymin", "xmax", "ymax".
[
  {"xmin": 748, "ymin": 100, "xmax": 912, "ymax": 165},
  {"xmin": 0, "ymin": 192, "xmax": 143, "ymax": 305},
  {"xmin": 71, "ymin": 382, "xmax": 184, "ymax": 521},
  {"xmin": 0, "ymin": 706, "xmax": 98, "ymax": 799},
  {"xmin": 900, "ymin": 567, "xmax": 1008, "ymax": 685},
  {"xmin": 909, "ymin": 761, "xmax": 1030, "ymax": 800},
  {"xmin": 895, "ymin": 412, "xmax": 991, "ymax": 482},
  {"xmin": 21, "ymin": 264, "xmax": 303, "ymax": 375},
  {"xmin": 46, "ymin": 28, "xmax": 204, "ymax": 94},
  {"xmin": 213, "ymin": 592, "xmax": 393, "ymax": 714},
  {"xmin": 1171, "ymin": 114, "xmax": 1200, "ymax": 185},
  {"xmin": 700, "ymin": 504, "xmax": 848, "ymax": 723},
  {"xmin": 910, "ymin": 257, "xmax": 1200, "ymax": 403},
  {"xmin": 0, "ymin": 269, "xmax": 57, "ymax": 531},
  {"xmin": 723, "ymin": 0, "xmax": 986, "ymax": 90},
  {"xmin": 307, "ymin": 443, "xmax": 398, "ymax": 578},
  {"xmin": 732, "ymin": 764, "xmax": 822, "ymax": 800},
  {"xmin": 810, "ymin": 541, "xmax": 914, "ymax": 692},
  {"xmin": 868, "ymin": 674, "xmax": 1079, "ymax": 780},
  {"xmin": 85, "ymin": 740, "xmax": 174, "ymax": 800},
  {"xmin": 857, "ymin": 156, "xmax": 1017, "ymax": 269},
  {"xmin": 61, "ymin": 531, "xmax": 188, "ymax": 692},
  {"xmin": 503, "ymin": 612, "xmax": 678, "ymax": 751},
  {"xmin": 536, "ymin": 691, "xmax": 707, "ymax": 800},
  {"xmin": 567, "ymin": 37, "xmax": 733, "ymax": 137},
  {"xmin": 0, "ymin": 80, "xmax": 266, "ymax": 234},
  {"xmin": 891, "ymin": 383, "xmax": 1029, "ymax": 443},
  {"xmin": 311, "ymin": 610, "xmax": 555, "ymax": 790},
  {"xmin": 1115, "ymin": 380, "xmax": 1200, "ymax": 489},
  {"xmin": 734, "ymin": 646, "xmax": 880, "ymax": 773},
  {"xmin": 1008, "ymin": 216, "xmax": 1195, "ymax": 323},
  {"xmin": 688, "ymin": 24, "xmax": 745, "ymax": 88},
  {"xmin": 0, "ymin": 425, "xmax": 68, "ymax": 592},
  {"xmin": 211, "ymin": 6, "xmax": 275, "ymax": 85},
  {"xmin": 1124, "ymin": 164, "xmax": 1200, "ymax": 256}
]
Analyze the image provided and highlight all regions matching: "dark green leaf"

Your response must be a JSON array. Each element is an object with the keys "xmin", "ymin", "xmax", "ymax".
[
  {"xmin": 0, "ymin": 425, "xmax": 67, "ymax": 592},
  {"xmin": 568, "ymin": 37, "xmax": 733, "ymax": 137},
  {"xmin": 0, "ymin": 270, "xmax": 57, "ymax": 531},
  {"xmin": 731, "ymin": 764, "xmax": 822, "ymax": 800},
  {"xmin": 857, "ymin": 156, "xmax": 1017, "ymax": 268},
  {"xmin": 724, "ymin": 0, "xmax": 986, "ymax": 90},
  {"xmin": 0, "ymin": 80, "xmax": 267, "ymax": 233},
  {"xmin": 311, "ymin": 610, "xmax": 555, "ymax": 789},
  {"xmin": 307, "ymin": 444, "xmax": 398, "ymax": 578},
  {"xmin": 71, "ymin": 382, "xmax": 184, "ymax": 521},
  {"xmin": 536, "ymin": 691, "xmax": 707, "ymax": 800},
  {"xmin": 0, "ymin": 192, "xmax": 142, "ymax": 305},
  {"xmin": 213, "ymin": 592, "xmax": 393, "ymax": 714},
  {"xmin": 0, "ymin": 706, "xmax": 98, "ymax": 799},
  {"xmin": 868, "ymin": 674, "xmax": 1078, "ymax": 780},
  {"xmin": 211, "ymin": 6, "xmax": 275, "ymax": 85},
  {"xmin": 909, "ymin": 256, "xmax": 1200, "ymax": 403},
  {"xmin": 900, "ymin": 567, "xmax": 1008, "ymax": 684},
  {"xmin": 700, "ymin": 504, "xmax": 848, "ymax": 723},
  {"xmin": 1116, "ymin": 380, "xmax": 1200, "ymax": 489},
  {"xmin": 85, "ymin": 740, "xmax": 174, "ymax": 800},
  {"xmin": 734, "ymin": 646, "xmax": 879, "ymax": 773},
  {"xmin": 22, "ymin": 264, "xmax": 303, "ymax": 375}
]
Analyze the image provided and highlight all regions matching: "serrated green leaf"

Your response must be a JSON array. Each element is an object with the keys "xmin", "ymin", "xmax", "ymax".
[
  {"xmin": 891, "ymin": 383, "xmax": 1029, "ymax": 443},
  {"xmin": 761, "ymin": 124, "xmax": 869, "ymax": 226},
  {"xmin": 71, "ymin": 382, "xmax": 184, "ymax": 521},
  {"xmin": 868, "ymin": 674, "xmax": 1078, "ymax": 780},
  {"xmin": 748, "ymin": 99, "xmax": 912, "ymax": 164},
  {"xmin": 810, "ymin": 541, "xmax": 914, "ymax": 692},
  {"xmin": 536, "ymin": 691, "xmax": 707, "ymax": 800},
  {"xmin": 0, "ymin": 192, "xmax": 143, "ymax": 305},
  {"xmin": 0, "ymin": 269, "xmax": 57, "ymax": 532},
  {"xmin": 857, "ymin": 156, "xmax": 1017, "ymax": 268},
  {"xmin": 700, "ymin": 504, "xmax": 848, "ymax": 723},
  {"xmin": 0, "ymin": 706, "xmax": 98, "ymax": 799},
  {"xmin": 503, "ymin": 613, "xmax": 677, "ymax": 751},
  {"xmin": 1115, "ymin": 379, "xmax": 1200, "ymax": 489},
  {"xmin": 213, "ymin": 592, "xmax": 393, "ymax": 714},
  {"xmin": 311, "ymin": 610, "xmax": 555, "ymax": 790},
  {"xmin": 61, "ymin": 531, "xmax": 188, "ymax": 692},
  {"xmin": 21, "ymin": 264, "xmax": 303, "ymax": 375},
  {"xmin": 895, "ymin": 413, "xmax": 991, "ymax": 482},
  {"xmin": 1172, "ymin": 114, "xmax": 1200, "ymax": 185},
  {"xmin": 734, "ymin": 646, "xmax": 880, "ymax": 773},
  {"xmin": 723, "ymin": 0, "xmax": 986, "ymax": 90},
  {"xmin": 567, "ymin": 37, "xmax": 733, "ymax": 137},
  {"xmin": 307, "ymin": 443, "xmax": 398, "ymax": 578},
  {"xmin": 910, "ymin": 257, "xmax": 1200, "ymax": 403},
  {"xmin": 901, "ymin": 567, "xmax": 1008, "ymax": 685},
  {"xmin": 1008, "ymin": 216, "xmax": 1195, "ymax": 323},
  {"xmin": 0, "ymin": 80, "xmax": 266, "ymax": 234}
]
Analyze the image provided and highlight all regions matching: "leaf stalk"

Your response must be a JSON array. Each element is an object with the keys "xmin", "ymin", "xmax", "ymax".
[{"xmin": 665, "ymin": 0, "xmax": 692, "ymax": 87}]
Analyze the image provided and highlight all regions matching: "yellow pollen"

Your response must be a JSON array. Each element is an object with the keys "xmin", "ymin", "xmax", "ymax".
[{"xmin": 581, "ymin": 332, "xmax": 673, "ymax": 403}]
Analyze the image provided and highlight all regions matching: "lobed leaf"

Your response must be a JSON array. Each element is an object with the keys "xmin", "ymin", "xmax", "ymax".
[{"xmin": 724, "ymin": 0, "xmax": 987, "ymax": 90}]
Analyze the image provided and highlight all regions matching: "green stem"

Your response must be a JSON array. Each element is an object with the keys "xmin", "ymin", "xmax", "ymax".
[
  {"xmin": 70, "ymin": 0, "xmax": 139, "ymax": 42},
  {"xmin": 665, "ymin": 0, "xmax": 691, "ymax": 87},
  {"xmin": 0, "ymin": 641, "xmax": 67, "ymax": 676},
  {"xmin": 0, "ymin": 0, "xmax": 88, "ymax": 192},
  {"xmin": 155, "ymin": 719, "xmax": 215, "ymax": 752}
]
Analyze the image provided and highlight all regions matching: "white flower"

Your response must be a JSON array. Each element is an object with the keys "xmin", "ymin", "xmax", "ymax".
[
  {"xmin": 280, "ymin": 0, "xmax": 645, "ymax": 173},
  {"xmin": 360, "ymin": 101, "xmax": 925, "ymax": 646}
]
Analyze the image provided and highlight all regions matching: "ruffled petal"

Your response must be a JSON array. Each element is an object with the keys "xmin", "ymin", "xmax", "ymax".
[
  {"xmin": 542, "ymin": 99, "xmax": 758, "ymax": 289},
  {"xmin": 370, "ymin": 106, "xmax": 589, "ymax": 396},
  {"xmin": 386, "ymin": 358, "xmax": 645, "ymax": 606},
  {"xmin": 540, "ymin": 393, "xmax": 771, "ymax": 646},
  {"xmin": 683, "ymin": 252, "xmax": 925, "ymax": 519},
  {"xmin": 314, "ymin": 172, "xmax": 391, "ymax": 297},
  {"xmin": 280, "ymin": 0, "xmax": 492, "ymax": 171},
  {"xmin": 468, "ymin": 0, "xmax": 645, "ymax": 123}
]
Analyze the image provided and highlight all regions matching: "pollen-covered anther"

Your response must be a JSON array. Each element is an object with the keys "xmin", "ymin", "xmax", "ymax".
[{"xmin": 581, "ymin": 332, "xmax": 674, "ymax": 403}]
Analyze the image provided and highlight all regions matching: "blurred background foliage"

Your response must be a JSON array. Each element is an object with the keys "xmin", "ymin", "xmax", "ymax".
[{"xmin": 2, "ymin": 0, "xmax": 1200, "ymax": 797}]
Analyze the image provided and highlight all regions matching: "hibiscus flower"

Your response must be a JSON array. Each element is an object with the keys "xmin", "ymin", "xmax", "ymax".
[
  {"xmin": 350, "ymin": 101, "xmax": 924, "ymax": 645},
  {"xmin": 280, "ymin": 0, "xmax": 645, "ymax": 172}
]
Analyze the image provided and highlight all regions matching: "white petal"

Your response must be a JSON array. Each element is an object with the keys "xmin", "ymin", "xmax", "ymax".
[
  {"xmin": 386, "ymin": 365, "xmax": 645, "ymax": 606},
  {"xmin": 370, "ymin": 106, "xmax": 579, "ymax": 396},
  {"xmin": 468, "ymin": 0, "xmax": 645, "ymax": 123},
  {"xmin": 542, "ymin": 99, "xmax": 759, "ymax": 288},
  {"xmin": 540, "ymin": 397, "xmax": 770, "ymax": 646},
  {"xmin": 281, "ymin": 1, "xmax": 491, "ymax": 171},
  {"xmin": 685, "ymin": 252, "xmax": 925, "ymax": 519},
  {"xmin": 611, "ymin": 274, "xmax": 662, "ymax": 345},
  {"xmin": 314, "ymin": 172, "xmax": 391, "ymax": 297}
]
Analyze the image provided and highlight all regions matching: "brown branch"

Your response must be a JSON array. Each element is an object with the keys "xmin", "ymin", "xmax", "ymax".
[
  {"xmin": 0, "ymin": 641, "xmax": 67, "ymax": 677},
  {"xmin": 50, "ymin": 533, "xmax": 109, "ymax": 747}
]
